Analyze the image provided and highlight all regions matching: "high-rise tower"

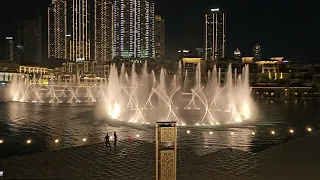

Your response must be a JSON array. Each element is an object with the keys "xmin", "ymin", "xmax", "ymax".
[
  {"xmin": 205, "ymin": 8, "xmax": 226, "ymax": 61},
  {"xmin": 155, "ymin": 15, "xmax": 164, "ymax": 61},
  {"xmin": 69, "ymin": 0, "xmax": 91, "ymax": 61},
  {"xmin": 113, "ymin": 0, "xmax": 155, "ymax": 60},
  {"xmin": 16, "ymin": 16, "xmax": 42, "ymax": 64},
  {"xmin": 5, "ymin": 37, "xmax": 15, "ymax": 61},
  {"xmin": 95, "ymin": 0, "xmax": 113, "ymax": 61},
  {"xmin": 48, "ymin": 0, "xmax": 67, "ymax": 59}
]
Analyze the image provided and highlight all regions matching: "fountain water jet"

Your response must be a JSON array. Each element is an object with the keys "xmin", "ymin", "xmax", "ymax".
[{"xmin": 7, "ymin": 61, "xmax": 254, "ymax": 126}]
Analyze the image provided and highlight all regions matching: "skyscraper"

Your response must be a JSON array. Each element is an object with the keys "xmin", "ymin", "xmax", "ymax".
[
  {"xmin": 204, "ymin": 8, "xmax": 226, "ymax": 61},
  {"xmin": 16, "ymin": 16, "xmax": 42, "ymax": 64},
  {"xmin": 48, "ymin": 0, "xmax": 67, "ymax": 59},
  {"xmin": 95, "ymin": 0, "xmax": 113, "ymax": 61},
  {"xmin": 5, "ymin": 37, "xmax": 14, "ymax": 61},
  {"xmin": 155, "ymin": 15, "xmax": 164, "ymax": 61},
  {"xmin": 69, "ymin": 0, "xmax": 91, "ymax": 61},
  {"xmin": 113, "ymin": 0, "xmax": 155, "ymax": 60}
]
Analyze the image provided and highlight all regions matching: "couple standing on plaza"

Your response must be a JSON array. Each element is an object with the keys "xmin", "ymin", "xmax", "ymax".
[{"xmin": 105, "ymin": 132, "xmax": 117, "ymax": 149}]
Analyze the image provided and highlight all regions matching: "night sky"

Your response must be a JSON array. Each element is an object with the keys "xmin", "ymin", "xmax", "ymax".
[{"xmin": 0, "ymin": 0, "xmax": 319, "ymax": 62}]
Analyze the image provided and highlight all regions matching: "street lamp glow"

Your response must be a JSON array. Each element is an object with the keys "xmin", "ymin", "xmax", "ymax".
[
  {"xmin": 187, "ymin": 130, "xmax": 190, "ymax": 134},
  {"xmin": 251, "ymin": 132, "xmax": 255, "ymax": 135},
  {"xmin": 271, "ymin": 130, "xmax": 275, "ymax": 135},
  {"xmin": 289, "ymin": 129, "xmax": 294, "ymax": 133},
  {"xmin": 54, "ymin": 139, "xmax": 59, "ymax": 143},
  {"xmin": 82, "ymin": 138, "xmax": 86, "ymax": 142},
  {"xmin": 307, "ymin": 127, "xmax": 312, "ymax": 132},
  {"xmin": 209, "ymin": 131, "xmax": 213, "ymax": 135},
  {"xmin": 136, "ymin": 134, "xmax": 140, "ymax": 138},
  {"xmin": 231, "ymin": 132, "xmax": 234, "ymax": 135},
  {"xmin": 27, "ymin": 139, "xmax": 32, "ymax": 144},
  {"xmin": 0, "ymin": 139, "xmax": 3, "ymax": 144}
]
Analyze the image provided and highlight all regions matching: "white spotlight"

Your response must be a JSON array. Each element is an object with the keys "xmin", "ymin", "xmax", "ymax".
[
  {"xmin": 307, "ymin": 127, "xmax": 312, "ymax": 132},
  {"xmin": 271, "ymin": 131, "xmax": 275, "ymax": 135},
  {"xmin": 187, "ymin": 130, "xmax": 190, "ymax": 134},
  {"xmin": 231, "ymin": 132, "xmax": 234, "ymax": 135},
  {"xmin": 251, "ymin": 132, "xmax": 255, "ymax": 135},
  {"xmin": 0, "ymin": 139, "xmax": 3, "ymax": 144},
  {"xmin": 136, "ymin": 134, "xmax": 140, "ymax": 138},
  {"xmin": 82, "ymin": 138, "xmax": 86, "ymax": 142},
  {"xmin": 209, "ymin": 131, "xmax": 213, "ymax": 135},
  {"xmin": 54, "ymin": 139, "xmax": 59, "ymax": 143},
  {"xmin": 26, "ymin": 139, "xmax": 32, "ymax": 144}
]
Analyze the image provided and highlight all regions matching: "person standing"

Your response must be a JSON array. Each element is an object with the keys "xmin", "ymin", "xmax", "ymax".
[
  {"xmin": 105, "ymin": 133, "xmax": 111, "ymax": 149},
  {"xmin": 114, "ymin": 131, "xmax": 118, "ymax": 148}
]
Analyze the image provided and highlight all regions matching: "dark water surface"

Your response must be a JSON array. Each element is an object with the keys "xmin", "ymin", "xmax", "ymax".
[{"xmin": 0, "ymin": 99, "xmax": 320, "ymax": 159}]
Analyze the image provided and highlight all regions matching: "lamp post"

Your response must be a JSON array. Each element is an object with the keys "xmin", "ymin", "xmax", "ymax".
[{"xmin": 156, "ymin": 122, "xmax": 177, "ymax": 180}]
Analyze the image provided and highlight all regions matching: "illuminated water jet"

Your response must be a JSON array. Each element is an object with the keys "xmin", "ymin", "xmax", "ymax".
[{"xmin": 7, "ymin": 61, "xmax": 254, "ymax": 126}]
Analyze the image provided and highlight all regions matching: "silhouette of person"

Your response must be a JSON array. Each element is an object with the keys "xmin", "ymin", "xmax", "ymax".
[
  {"xmin": 105, "ymin": 133, "xmax": 111, "ymax": 149},
  {"xmin": 114, "ymin": 131, "xmax": 118, "ymax": 148}
]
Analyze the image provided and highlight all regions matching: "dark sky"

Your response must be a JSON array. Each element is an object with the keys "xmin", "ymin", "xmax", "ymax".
[{"xmin": 0, "ymin": 0, "xmax": 319, "ymax": 62}]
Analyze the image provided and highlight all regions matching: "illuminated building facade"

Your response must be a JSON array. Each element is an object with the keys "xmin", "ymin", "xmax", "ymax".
[
  {"xmin": 5, "ymin": 37, "xmax": 15, "ymax": 61},
  {"xmin": 48, "ymin": 0, "xmax": 67, "ymax": 59},
  {"xmin": 113, "ymin": 0, "xmax": 155, "ymax": 60},
  {"xmin": 69, "ymin": 0, "xmax": 91, "ymax": 61},
  {"xmin": 155, "ymin": 15, "xmax": 164, "ymax": 61},
  {"xmin": 95, "ymin": 0, "xmax": 113, "ymax": 61},
  {"xmin": 205, "ymin": 8, "xmax": 226, "ymax": 61}
]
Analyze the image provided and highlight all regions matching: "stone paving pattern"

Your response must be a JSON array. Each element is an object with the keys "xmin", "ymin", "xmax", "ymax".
[{"xmin": 1, "ymin": 132, "xmax": 320, "ymax": 179}]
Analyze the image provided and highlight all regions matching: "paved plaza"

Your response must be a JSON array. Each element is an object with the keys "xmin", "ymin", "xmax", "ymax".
[{"xmin": 0, "ymin": 131, "xmax": 320, "ymax": 179}]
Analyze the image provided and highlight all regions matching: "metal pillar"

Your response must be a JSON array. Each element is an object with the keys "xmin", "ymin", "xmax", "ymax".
[{"xmin": 156, "ymin": 122, "xmax": 177, "ymax": 180}]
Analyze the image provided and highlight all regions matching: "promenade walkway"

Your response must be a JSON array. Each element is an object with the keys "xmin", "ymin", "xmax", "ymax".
[{"xmin": 0, "ymin": 132, "xmax": 320, "ymax": 179}]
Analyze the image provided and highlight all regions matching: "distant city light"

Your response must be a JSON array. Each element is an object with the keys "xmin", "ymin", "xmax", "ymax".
[
  {"xmin": 307, "ymin": 127, "xmax": 312, "ymax": 132},
  {"xmin": 289, "ymin": 129, "xmax": 294, "ymax": 133},
  {"xmin": 0, "ymin": 139, "xmax": 3, "ymax": 144},
  {"xmin": 26, "ymin": 139, "xmax": 32, "ymax": 144},
  {"xmin": 178, "ymin": 49, "xmax": 189, "ymax": 53},
  {"xmin": 76, "ymin": 57, "xmax": 85, "ymax": 62},
  {"xmin": 271, "ymin": 131, "xmax": 275, "ymax": 135},
  {"xmin": 54, "ymin": 139, "xmax": 59, "ymax": 143},
  {"xmin": 211, "ymin": 8, "xmax": 220, "ymax": 12}
]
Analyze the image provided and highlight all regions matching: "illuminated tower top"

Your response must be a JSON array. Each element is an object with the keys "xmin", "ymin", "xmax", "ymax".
[{"xmin": 253, "ymin": 43, "xmax": 261, "ymax": 60}]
